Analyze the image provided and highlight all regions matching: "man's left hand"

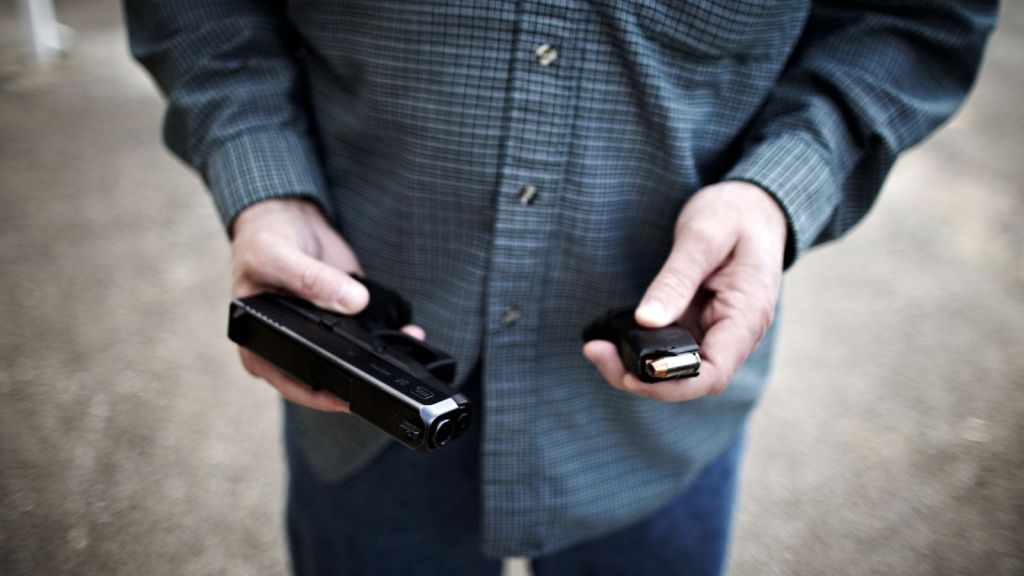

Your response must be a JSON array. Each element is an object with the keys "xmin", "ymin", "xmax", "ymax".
[{"xmin": 583, "ymin": 181, "xmax": 788, "ymax": 402}]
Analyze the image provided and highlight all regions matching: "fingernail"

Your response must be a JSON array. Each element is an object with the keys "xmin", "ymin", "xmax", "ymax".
[
  {"xmin": 328, "ymin": 284, "xmax": 350, "ymax": 313},
  {"xmin": 334, "ymin": 282, "xmax": 366, "ymax": 314},
  {"xmin": 636, "ymin": 299, "xmax": 666, "ymax": 324}
]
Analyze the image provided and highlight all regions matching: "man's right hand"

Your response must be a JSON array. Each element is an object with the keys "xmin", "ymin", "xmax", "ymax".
[{"xmin": 229, "ymin": 198, "xmax": 424, "ymax": 412}]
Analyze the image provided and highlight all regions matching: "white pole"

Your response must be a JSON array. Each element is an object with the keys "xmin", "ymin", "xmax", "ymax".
[{"xmin": 16, "ymin": 0, "xmax": 64, "ymax": 66}]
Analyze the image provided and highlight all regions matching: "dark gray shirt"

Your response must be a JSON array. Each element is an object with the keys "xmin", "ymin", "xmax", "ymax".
[{"xmin": 126, "ymin": 0, "xmax": 995, "ymax": 556}]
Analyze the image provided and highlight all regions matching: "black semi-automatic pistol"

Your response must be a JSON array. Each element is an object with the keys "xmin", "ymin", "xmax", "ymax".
[
  {"xmin": 228, "ymin": 277, "xmax": 471, "ymax": 451},
  {"xmin": 583, "ymin": 308, "xmax": 701, "ymax": 383}
]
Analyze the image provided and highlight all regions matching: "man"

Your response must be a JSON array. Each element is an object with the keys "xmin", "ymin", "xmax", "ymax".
[{"xmin": 126, "ymin": 1, "xmax": 995, "ymax": 574}]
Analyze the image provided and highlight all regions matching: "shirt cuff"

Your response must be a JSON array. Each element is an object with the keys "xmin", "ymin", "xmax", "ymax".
[
  {"xmin": 723, "ymin": 133, "xmax": 842, "ymax": 269},
  {"xmin": 203, "ymin": 129, "xmax": 330, "ymax": 234}
]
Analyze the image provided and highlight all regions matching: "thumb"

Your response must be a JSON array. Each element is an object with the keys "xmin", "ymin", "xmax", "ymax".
[
  {"xmin": 264, "ymin": 247, "xmax": 370, "ymax": 315},
  {"xmin": 636, "ymin": 225, "xmax": 731, "ymax": 328}
]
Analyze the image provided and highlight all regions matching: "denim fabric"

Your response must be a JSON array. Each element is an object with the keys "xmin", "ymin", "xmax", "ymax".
[{"xmin": 286, "ymin": 370, "xmax": 745, "ymax": 576}]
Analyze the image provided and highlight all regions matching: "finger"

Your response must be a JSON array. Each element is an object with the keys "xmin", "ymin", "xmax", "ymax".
[
  {"xmin": 582, "ymin": 340, "xmax": 629, "ymax": 392},
  {"xmin": 678, "ymin": 287, "xmax": 713, "ymax": 340},
  {"xmin": 240, "ymin": 349, "xmax": 350, "ymax": 412},
  {"xmin": 254, "ymin": 245, "xmax": 369, "ymax": 315},
  {"xmin": 694, "ymin": 314, "xmax": 757, "ymax": 396},
  {"xmin": 695, "ymin": 253, "xmax": 780, "ymax": 396},
  {"xmin": 401, "ymin": 324, "xmax": 426, "ymax": 341},
  {"xmin": 636, "ymin": 223, "xmax": 733, "ymax": 328}
]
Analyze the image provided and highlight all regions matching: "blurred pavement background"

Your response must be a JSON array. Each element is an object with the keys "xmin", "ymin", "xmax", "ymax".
[{"xmin": 1, "ymin": 1, "xmax": 1021, "ymax": 575}]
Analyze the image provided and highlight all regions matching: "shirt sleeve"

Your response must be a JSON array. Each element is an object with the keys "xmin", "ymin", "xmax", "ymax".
[
  {"xmin": 124, "ymin": 1, "xmax": 330, "ymax": 233},
  {"xmin": 723, "ymin": 0, "xmax": 998, "ymax": 268}
]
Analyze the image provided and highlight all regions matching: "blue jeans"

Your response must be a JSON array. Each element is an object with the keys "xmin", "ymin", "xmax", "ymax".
[{"xmin": 286, "ymin": 371, "xmax": 745, "ymax": 576}]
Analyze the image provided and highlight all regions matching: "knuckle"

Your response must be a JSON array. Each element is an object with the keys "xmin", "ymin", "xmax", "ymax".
[
  {"xmin": 250, "ymin": 230, "xmax": 279, "ymax": 252},
  {"xmin": 299, "ymin": 263, "xmax": 328, "ymax": 298},
  {"xmin": 239, "ymin": 249, "xmax": 263, "ymax": 276},
  {"xmin": 655, "ymin": 267, "xmax": 695, "ymax": 301},
  {"xmin": 744, "ymin": 291, "xmax": 776, "ymax": 342},
  {"xmin": 714, "ymin": 289, "xmax": 774, "ymax": 343},
  {"xmin": 235, "ymin": 241, "xmax": 273, "ymax": 282},
  {"xmin": 617, "ymin": 374, "xmax": 643, "ymax": 394},
  {"xmin": 685, "ymin": 220, "xmax": 717, "ymax": 242},
  {"xmin": 709, "ymin": 364, "xmax": 736, "ymax": 395},
  {"xmin": 682, "ymin": 221, "xmax": 724, "ymax": 256}
]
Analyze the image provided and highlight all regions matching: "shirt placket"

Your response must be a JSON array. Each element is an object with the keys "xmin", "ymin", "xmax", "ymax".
[{"xmin": 481, "ymin": 0, "xmax": 577, "ymax": 556}]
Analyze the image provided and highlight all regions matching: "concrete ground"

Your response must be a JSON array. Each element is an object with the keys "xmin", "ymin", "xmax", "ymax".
[{"xmin": 0, "ymin": 1, "xmax": 1021, "ymax": 575}]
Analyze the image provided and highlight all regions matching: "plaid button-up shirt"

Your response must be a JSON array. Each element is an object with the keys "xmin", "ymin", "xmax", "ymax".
[{"xmin": 127, "ymin": 0, "xmax": 995, "ymax": 556}]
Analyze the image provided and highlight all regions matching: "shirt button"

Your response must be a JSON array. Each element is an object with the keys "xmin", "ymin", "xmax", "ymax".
[
  {"xmin": 500, "ymin": 307, "xmax": 522, "ymax": 326},
  {"xmin": 534, "ymin": 44, "xmax": 558, "ymax": 67},
  {"xmin": 517, "ymin": 185, "xmax": 538, "ymax": 206}
]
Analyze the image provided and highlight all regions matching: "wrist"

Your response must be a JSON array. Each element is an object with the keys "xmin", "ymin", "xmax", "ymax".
[{"xmin": 231, "ymin": 197, "xmax": 326, "ymax": 239}]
